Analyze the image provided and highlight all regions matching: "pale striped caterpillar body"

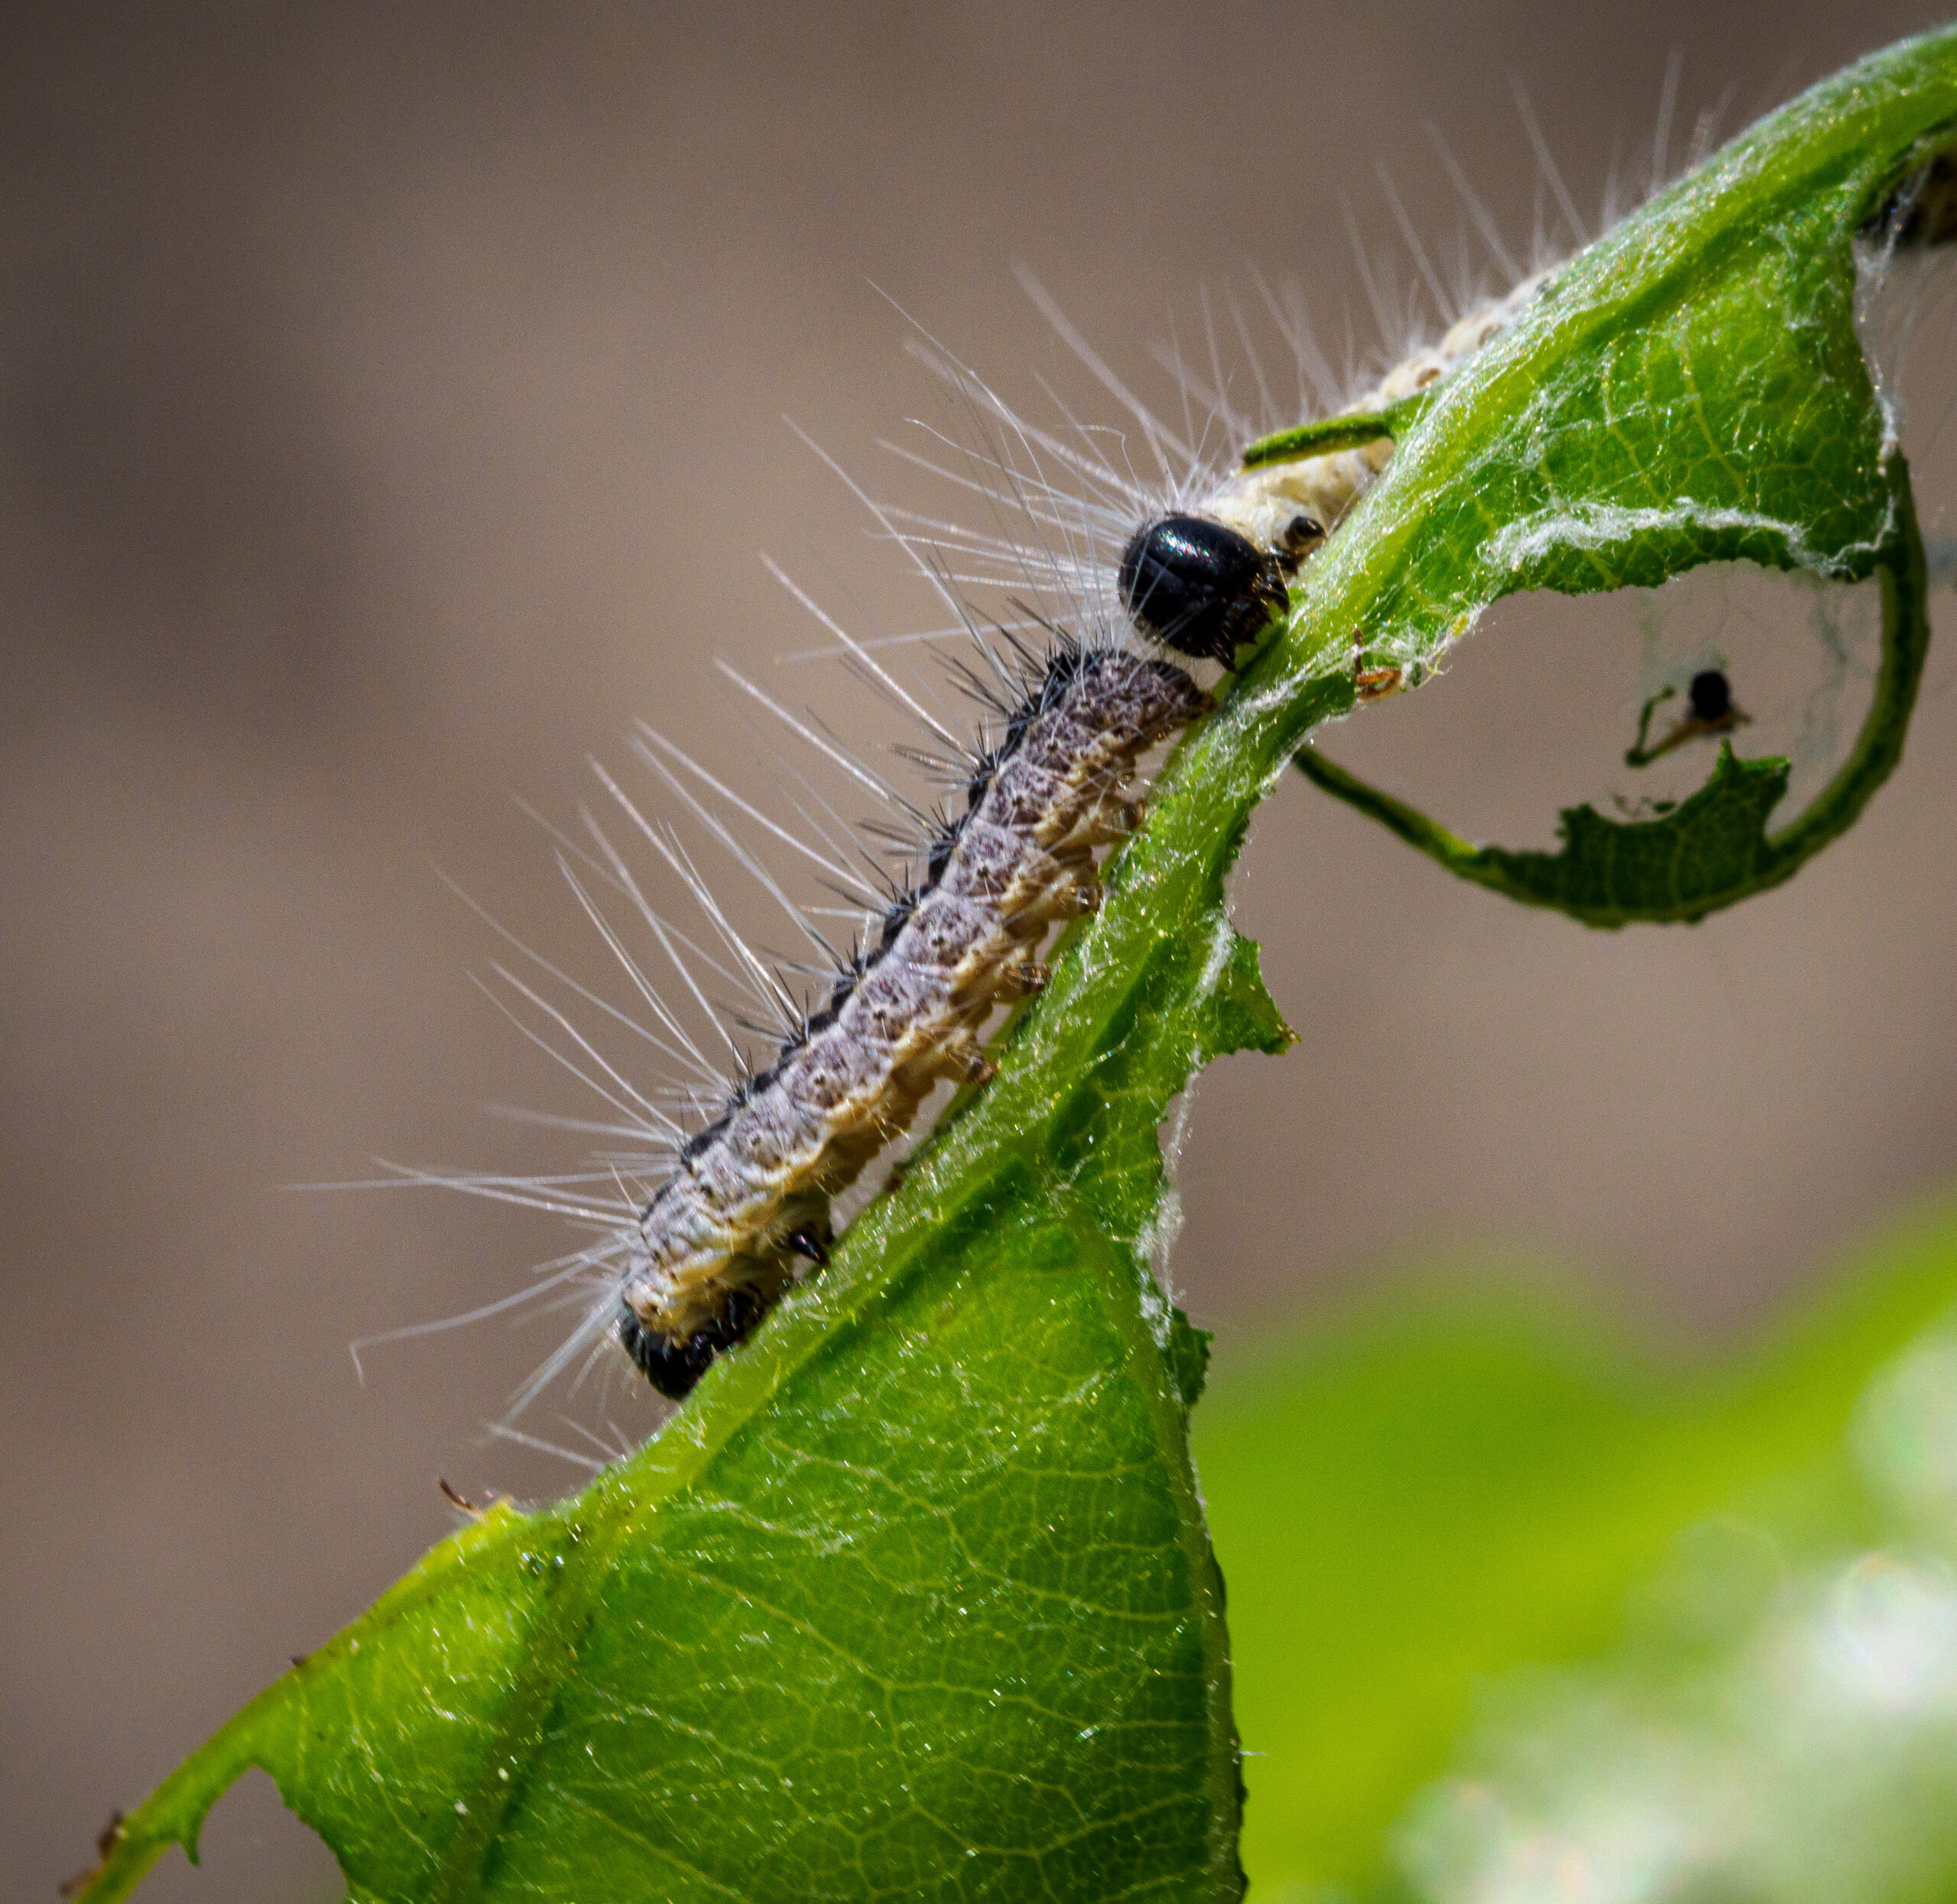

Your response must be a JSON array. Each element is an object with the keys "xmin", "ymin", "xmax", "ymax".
[{"xmin": 616, "ymin": 641, "xmax": 1207, "ymax": 1396}]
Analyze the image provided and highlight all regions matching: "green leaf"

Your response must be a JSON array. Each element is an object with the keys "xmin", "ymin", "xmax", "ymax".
[
  {"xmin": 1165, "ymin": 1309, "xmax": 1215, "ymax": 1414},
  {"xmin": 79, "ymin": 28, "xmax": 1957, "ymax": 1903},
  {"xmin": 1285, "ymin": 77, "xmax": 1950, "ymax": 926},
  {"xmin": 1300, "ymin": 737, "xmax": 1792, "ymax": 924},
  {"xmin": 88, "ymin": 903, "xmax": 1288, "ymax": 1904},
  {"xmin": 98, "ymin": 1172, "xmax": 1248, "ymax": 1904}
]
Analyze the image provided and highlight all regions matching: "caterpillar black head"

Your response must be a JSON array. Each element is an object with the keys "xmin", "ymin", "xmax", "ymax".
[
  {"xmin": 1117, "ymin": 513, "xmax": 1291, "ymax": 664},
  {"xmin": 615, "ymin": 1282, "xmax": 773, "ymax": 1400}
]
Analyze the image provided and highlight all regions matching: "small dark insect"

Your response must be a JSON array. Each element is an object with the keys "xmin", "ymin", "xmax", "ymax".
[
  {"xmin": 1118, "ymin": 513, "xmax": 1290, "ymax": 663},
  {"xmin": 1626, "ymin": 667, "xmax": 1749, "ymax": 767},
  {"xmin": 1688, "ymin": 668, "xmax": 1734, "ymax": 722}
]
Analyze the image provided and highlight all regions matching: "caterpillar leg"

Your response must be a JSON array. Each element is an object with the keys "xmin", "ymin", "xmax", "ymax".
[
  {"xmin": 940, "ymin": 1025, "xmax": 998, "ymax": 1088},
  {"xmin": 998, "ymin": 958, "xmax": 1051, "ymax": 1001}
]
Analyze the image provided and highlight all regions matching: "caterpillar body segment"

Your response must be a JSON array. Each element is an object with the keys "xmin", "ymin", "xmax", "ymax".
[{"xmin": 1206, "ymin": 272, "xmax": 1551, "ymax": 561}]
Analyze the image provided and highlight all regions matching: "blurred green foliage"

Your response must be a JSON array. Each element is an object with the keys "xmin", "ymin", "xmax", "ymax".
[{"xmin": 1199, "ymin": 1198, "xmax": 1957, "ymax": 1900}]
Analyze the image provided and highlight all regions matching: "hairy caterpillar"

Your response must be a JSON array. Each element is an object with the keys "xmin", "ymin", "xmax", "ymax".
[
  {"xmin": 368, "ymin": 626, "xmax": 1206, "ymax": 1413},
  {"xmin": 562, "ymin": 208, "xmax": 1629, "ymax": 1414},
  {"xmin": 508, "ymin": 277, "xmax": 1549, "ymax": 1403},
  {"xmin": 612, "ymin": 264, "xmax": 1494, "ymax": 1399},
  {"xmin": 609, "ymin": 259, "xmax": 1555, "ymax": 1398}
]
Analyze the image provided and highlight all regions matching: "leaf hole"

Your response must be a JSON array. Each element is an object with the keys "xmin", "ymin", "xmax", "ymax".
[{"xmin": 130, "ymin": 1770, "xmax": 340, "ymax": 1904}]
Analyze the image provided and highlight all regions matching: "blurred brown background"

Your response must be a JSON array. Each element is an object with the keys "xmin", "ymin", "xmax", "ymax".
[{"xmin": 5, "ymin": 4, "xmax": 1955, "ymax": 1897}]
